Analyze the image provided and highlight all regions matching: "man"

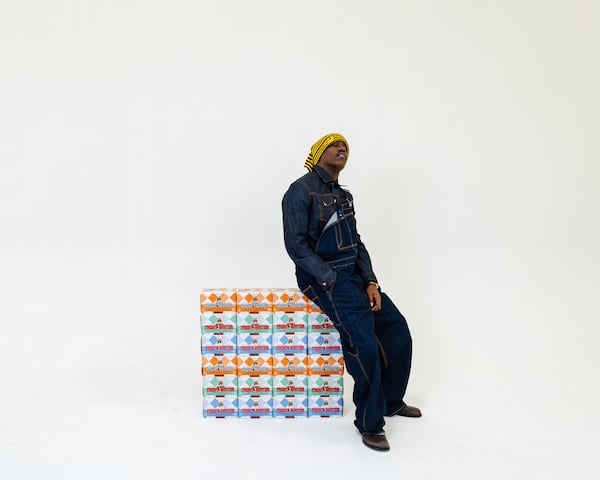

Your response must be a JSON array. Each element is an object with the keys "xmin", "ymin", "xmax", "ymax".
[{"xmin": 282, "ymin": 133, "xmax": 420, "ymax": 452}]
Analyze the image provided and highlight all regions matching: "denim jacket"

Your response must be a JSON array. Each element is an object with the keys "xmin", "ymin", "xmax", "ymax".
[{"xmin": 282, "ymin": 165, "xmax": 378, "ymax": 290}]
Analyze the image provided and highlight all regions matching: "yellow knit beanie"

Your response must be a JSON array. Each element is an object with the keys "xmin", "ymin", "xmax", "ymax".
[{"xmin": 304, "ymin": 133, "xmax": 348, "ymax": 171}]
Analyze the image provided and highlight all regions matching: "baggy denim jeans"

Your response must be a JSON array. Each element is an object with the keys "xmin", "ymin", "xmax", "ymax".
[{"xmin": 300, "ymin": 266, "xmax": 413, "ymax": 435}]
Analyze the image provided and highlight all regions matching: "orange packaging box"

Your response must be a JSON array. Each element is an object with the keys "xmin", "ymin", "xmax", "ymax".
[
  {"xmin": 272, "ymin": 354, "xmax": 308, "ymax": 376},
  {"xmin": 307, "ymin": 354, "xmax": 344, "ymax": 376},
  {"xmin": 269, "ymin": 288, "xmax": 309, "ymax": 312},
  {"xmin": 202, "ymin": 354, "xmax": 237, "ymax": 376},
  {"xmin": 201, "ymin": 289, "xmax": 237, "ymax": 312},
  {"xmin": 237, "ymin": 353, "xmax": 273, "ymax": 376},
  {"xmin": 236, "ymin": 288, "xmax": 271, "ymax": 312}
]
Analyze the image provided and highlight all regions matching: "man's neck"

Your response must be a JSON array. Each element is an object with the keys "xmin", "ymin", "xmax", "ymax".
[{"xmin": 317, "ymin": 164, "xmax": 340, "ymax": 181}]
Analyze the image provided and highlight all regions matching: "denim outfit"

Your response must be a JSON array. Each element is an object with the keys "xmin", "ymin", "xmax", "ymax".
[{"xmin": 282, "ymin": 165, "xmax": 413, "ymax": 435}]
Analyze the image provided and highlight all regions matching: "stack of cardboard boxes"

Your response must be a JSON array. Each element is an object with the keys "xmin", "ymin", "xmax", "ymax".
[
  {"xmin": 307, "ymin": 310, "xmax": 344, "ymax": 416},
  {"xmin": 201, "ymin": 288, "xmax": 344, "ymax": 418}
]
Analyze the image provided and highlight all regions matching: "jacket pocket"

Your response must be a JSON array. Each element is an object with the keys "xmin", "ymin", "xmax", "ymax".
[{"xmin": 333, "ymin": 204, "xmax": 358, "ymax": 251}]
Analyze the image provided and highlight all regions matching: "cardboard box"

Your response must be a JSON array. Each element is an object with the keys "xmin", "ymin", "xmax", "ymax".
[
  {"xmin": 236, "ymin": 288, "xmax": 271, "ymax": 312},
  {"xmin": 307, "ymin": 354, "xmax": 344, "ymax": 376},
  {"xmin": 202, "ymin": 354, "xmax": 237, "ymax": 376},
  {"xmin": 273, "ymin": 395, "xmax": 308, "ymax": 418},
  {"xmin": 238, "ymin": 395, "xmax": 273, "ymax": 417},
  {"xmin": 203, "ymin": 395, "xmax": 238, "ymax": 417},
  {"xmin": 200, "ymin": 287, "xmax": 345, "ymax": 421},
  {"xmin": 202, "ymin": 374, "xmax": 238, "ymax": 396},
  {"xmin": 200, "ymin": 289, "xmax": 237, "ymax": 312},
  {"xmin": 308, "ymin": 375, "xmax": 344, "ymax": 396},
  {"xmin": 308, "ymin": 395, "xmax": 343, "ymax": 417},
  {"xmin": 273, "ymin": 311, "xmax": 309, "ymax": 332},
  {"xmin": 273, "ymin": 311, "xmax": 308, "ymax": 333},
  {"xmin": 237, "ymin": 353, "xmax": 273, "ymax": 376},
  {"xmin": 270, "ymin": 289, "xmax": 309, "ymax": 312},
  {"xmin": 236, "ymin": 311, "xmax": 273, "ymax": 334},
  {"xmin": 272, "ymin": 354, "xmax": 308, "ymax": 376},
  {"xmin": 237, "ymin": 331, "xmax": 272, "ymax": 354},
  {"xmin": 307, "ymin": 331, "xmax": 342, "ymax": 355},
  {"xmin": 273, "ymin": 375, "xmax": 308, "ymax": 396},
  {"xmin": 307, "ymin": 312, "xmax": 336, "ymax": 333},
  {"xmin": 201, "ymin": 311, "xmax": 237, "ymax": 334},
  {"xmin": 201, "ymin": 332, "xmax": 237, "ymax": 354},
  {"xmin": 238, "ymin": 375, "xmax": 273, "ymax": 396},
  {"xmin": 272, "ymin": 331, "xmax": 308, "ymax": 354}
]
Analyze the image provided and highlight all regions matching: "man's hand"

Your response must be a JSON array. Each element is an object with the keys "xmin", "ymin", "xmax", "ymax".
[{"xmin": 366, "ymin": 283, "xmax": 381, "ymax": 311}]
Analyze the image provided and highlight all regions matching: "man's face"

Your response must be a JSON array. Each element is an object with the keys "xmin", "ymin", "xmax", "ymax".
[{"xmin": 318, "ymin": 141, "xmax": 348, "ymax": 173}]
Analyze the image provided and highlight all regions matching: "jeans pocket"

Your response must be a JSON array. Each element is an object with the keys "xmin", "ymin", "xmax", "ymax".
[{"xmin": 302, "ymin": 281, "xmax": 337, "ymax": 314}]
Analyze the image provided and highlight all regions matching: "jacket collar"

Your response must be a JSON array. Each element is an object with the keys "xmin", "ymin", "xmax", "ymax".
[{"xmin": 313, "ymin": 165, "xmax": 337, "ymax": 185}]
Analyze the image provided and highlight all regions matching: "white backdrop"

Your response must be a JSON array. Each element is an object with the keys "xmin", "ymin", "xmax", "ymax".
[{"xmin": 1, "ymin": 0, "xmax": 599, "ymax": 477}]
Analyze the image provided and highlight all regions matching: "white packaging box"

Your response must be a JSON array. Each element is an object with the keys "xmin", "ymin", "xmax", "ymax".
[
  {"xmin": 202, "ymin": 374, "xmax": 238, "ymax": 397},
  {"xmin": 236, "ymin": 288, "xmax": 272, "ymax": 312},
  {"xmin": 238, "ymin": 395, "xmax": 273, "ymax": 417},
  {"xmin": 307, "ymin": 354, "xmax": 344, "ymax": 376},
  {"xmin": 307, "ymin": 331, "xmax": 342, "ymax": 355},
  {"xmin": 270, "ymin": 288, "xmax": 309, "ymax": 312},
  {"xmin": 308, "ymin": 375, "xmax": 343, "ymax": 396},
  {"xmin": 273, "ymin": 311, "xmax": 308, "ymax": 333},
  {"xmin": 307, "ymin": 312, "xmax": 336, "ymax": 333},
  {"xmin": 273, "ymin": 375, "xmax": 308, "ymax": 396},
  {"xmin": 201, "ymin": 332, "xmax": 237, "ymax": 355},
  {"xmin": 308, "ymin": 395, "xmax": 343, "ymax": 417},
  {"xmin": 202, "ymin": 354, "xmax": 238, "ymax": 376},
  {"xmin": 272, "ymin": 354, "xmax": 308, "ymax": 376},
  {"xmin": 273, "ymin": 395, "xmax": 308, "ymax": 418},
  {"xmin": 200, "ymin": 289, "xmax": 237, "ymax": 312},
  {"xmin": 236, "ymin": 311, "xmax": 273, "ymax": 334},
  {"xmin": 237, "ymin": 353, "xmax": 273, "ymax": 376},
  {"xmin": 238, "ymin": 375, "xmax": 273, "ymax": 396},
  {"xmin": 201, "ymin": 311, "xmax": 237, "ymax": 334},
  {"xmin": 272, "ymin": 331, "xmax": 308, "ymax": 355},
  {"xmin": 203, "ymin": 395, "xmax": 239, "ymax": 417},
  {"xmin": 237, "ymin": 331, "xmax": 272, "ymax": 354}
]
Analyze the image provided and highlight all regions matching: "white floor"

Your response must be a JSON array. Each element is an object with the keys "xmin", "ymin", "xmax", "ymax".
[{"xmin": 1, "ymin": 364, "xmax": 598, "ymax": 480}]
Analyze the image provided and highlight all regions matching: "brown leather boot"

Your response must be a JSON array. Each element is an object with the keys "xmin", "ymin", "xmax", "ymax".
[
  {"xmin": 389, "ymin": 404, "xmax": 422, "ymax": 417},
  {"xmin": 362, "ymin": 433, "xmax": 390, "ymax": 452}
]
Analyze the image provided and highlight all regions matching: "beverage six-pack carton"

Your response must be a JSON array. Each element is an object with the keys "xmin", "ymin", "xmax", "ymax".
[
  {"xmin": 201, "ymin": 288, "xmax": 344, "ymax": 418},
  {"xmin": 273, "ymin": 374, "xmax": 308, "ymax": 418},
  {"xmin": 308, "ymin": 374, "xmax": 343, "ymax": 417}
]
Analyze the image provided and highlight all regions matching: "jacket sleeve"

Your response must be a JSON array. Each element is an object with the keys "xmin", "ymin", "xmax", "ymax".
[
  {"xmin": 355, "ymin": 237, "xmax": 379, "ymax": 288},
  {"xmin": 282, "ymin": 182, "xmax": 336, "ymax": 288}
]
